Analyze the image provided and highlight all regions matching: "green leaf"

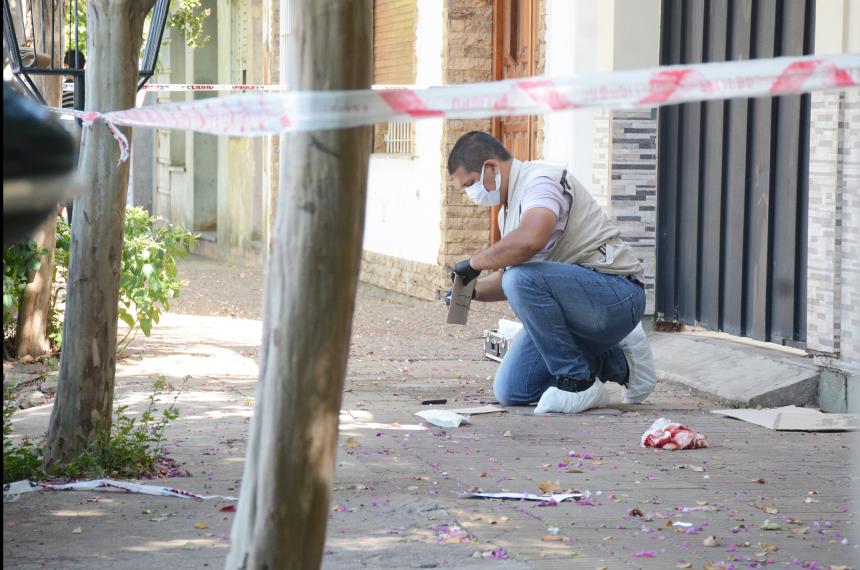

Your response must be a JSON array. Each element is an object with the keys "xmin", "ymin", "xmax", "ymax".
[
  {"xmin": 118, "ymin": 310, "xmax": 136, "ymax": 329},
  {"xmin": 139, "ymin": 319, "xmax": 152, "ymax": 337}
]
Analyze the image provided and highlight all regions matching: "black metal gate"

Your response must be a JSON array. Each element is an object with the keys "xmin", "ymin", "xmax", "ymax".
[{"xmin": 656, "ymin": 0, "xmax": 814, "ymax": 345}]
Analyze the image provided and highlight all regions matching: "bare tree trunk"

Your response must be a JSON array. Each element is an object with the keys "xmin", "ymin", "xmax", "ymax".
[
  {"xmin": 43, "ymin": 0, "xmax": 156, "ymax": 467},
  {"xmin": 225, "ymin": 1, "xmax": 372, "ymax": 567},
  {"xmin": 15, "ymin": 0, "xmax": 64, "ymax": 358}
]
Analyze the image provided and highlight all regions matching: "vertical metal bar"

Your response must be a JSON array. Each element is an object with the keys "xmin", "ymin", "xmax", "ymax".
[
  {"xmin": 671, "ymin": 0, "xmax": 689, "ymax": 322},
  {"xmin": 656, "ymin": 0, "xmax": 683, "ymax": 323},
  {"xmin": 677, "ymin": 0, "xmax": 705, "ymax": 325},
  {"xmin": 744, "ymin": 0, "xmax": 776, "ymax": 341},
  {"xmin": 74, "ymin": 73, "xmax": 84, "ymax": 111},
  {"xmin": 50, "ymin": 0, "xmax": 55, "ymax": 68},
  {"xmin": 39, "ymin": 0, "xmax": 46, "ymax": 53},
  {"xmin": 795, "ymin": 0, "xmax": 815, "ymax": 344},
  {"xmin": 699, "ymin": 0, "xmax": 728, "ymax": 330},
  {"xmin": 74, "ymin": 0, "xmax": 79, "ymax": 64},
  {"xmin": 721, "ymin": 0, "xmax": 752, "ymax": 336},
  {"xmin": 770, "ymin": 0, "xmax": 807, "ymax": 344}
]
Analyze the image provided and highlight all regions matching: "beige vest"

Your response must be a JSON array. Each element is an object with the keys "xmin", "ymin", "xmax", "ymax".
[{"xmin": 499, "ymin": 159, "xmax": 643, "ymax": 276}]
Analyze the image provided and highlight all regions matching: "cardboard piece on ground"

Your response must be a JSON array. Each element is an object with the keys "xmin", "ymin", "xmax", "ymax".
[
  {"xmin": 447, "ymin": 275, "xmax": 476, "ymax": 325},
  {"xmin": 712, "ymin": 405, "xmax": 859, "ymax": 432},
  {"xmin": 442, "ymin": 404, "xmax": 506, "ymax": 415}
]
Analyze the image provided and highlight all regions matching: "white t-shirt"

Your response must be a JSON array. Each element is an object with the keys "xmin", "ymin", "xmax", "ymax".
[{"xmin": 518, "ymin": 176, "xmax": 571, "ymax": 253}]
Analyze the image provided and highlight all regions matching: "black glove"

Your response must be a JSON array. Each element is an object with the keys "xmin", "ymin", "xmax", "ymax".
[
  {"xmin": 450, "ymin": 258, "xmax": 481, "ymax": 286},
  {"xmin": 444, "ymin": 287, "xmax": 477, "ymax": 306}
]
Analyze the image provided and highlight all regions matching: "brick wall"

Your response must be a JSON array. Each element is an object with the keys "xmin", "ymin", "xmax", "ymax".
[
  {"xmin": 360, "ymin": 0, "xmax": 494, "ymax": 299},
  {"xmin": 360, "ymin": 251, "xmax": 445, "ymax": 301},
  {"xmin": 438, "ymin": 0, "xmax": 494, "ymax": 271}
]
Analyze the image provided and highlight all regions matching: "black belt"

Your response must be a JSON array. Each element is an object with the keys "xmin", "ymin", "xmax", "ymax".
[{"xmin": 626, "ymin": 275, "xmax": 645, "ymax": 290}]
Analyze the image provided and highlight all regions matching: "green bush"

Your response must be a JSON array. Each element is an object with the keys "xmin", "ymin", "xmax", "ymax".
[
  {"xmin": 2, "ymin": 387, "xmax": 42, "ymax": 482},
  {"xmin": 2, "ymin": 208, "xmax": 197, "ymax": 352},
  {"xmin": 3, "ymin": 375, "xmax": 188, "ymax": 483},
  {"xmin": 115, "ymin": 207, "xmax": 198, "ymax": 348},
  {"xmin": 3, "ymin": 241, "xmax": 48, "ymax": 344}
]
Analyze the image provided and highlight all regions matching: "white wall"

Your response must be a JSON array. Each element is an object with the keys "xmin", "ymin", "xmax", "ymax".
[
  {"xmin": 542, "ymin": 0, "xmax": 598, "ymax": 186},
  {"xmin": 362, "ymin": 0, "xmax": 443, "ymax": 265}
]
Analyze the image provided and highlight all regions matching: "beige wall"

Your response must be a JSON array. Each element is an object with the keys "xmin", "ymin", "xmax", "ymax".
[
  {"xmin": 815, "ymin": 0, "xmax": 860, "ymax": 54},
  {"xmin": 597, "ymin": 0, "xmax": 660, "ymax": 73}
]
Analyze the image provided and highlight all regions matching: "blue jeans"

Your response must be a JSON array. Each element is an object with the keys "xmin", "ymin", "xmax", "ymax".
[{"xmin": 493, "ymin": 262, "xmax": 645, "ymax": 406}]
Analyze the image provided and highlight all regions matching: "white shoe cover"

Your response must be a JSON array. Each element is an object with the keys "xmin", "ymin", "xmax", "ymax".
[
  {"xmin": 534, "ymin": 381, "xmax": 609, "ymax": 415},
  {"xmin": 619, "ymin": 322, "xmax": 657, "ymax": 404}
]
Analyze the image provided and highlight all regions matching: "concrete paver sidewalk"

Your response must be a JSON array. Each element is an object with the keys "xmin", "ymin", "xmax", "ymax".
[{"xmin": 3, "ymin": 256, "xmax": 856, "ymax": 569}]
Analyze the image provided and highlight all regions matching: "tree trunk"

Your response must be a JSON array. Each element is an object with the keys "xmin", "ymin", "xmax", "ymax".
[
  {"xmin": 14, "ymin": 0, "xmax": 65, "ymax": 358},
  {"xmin": 43, "ymin": 0, "xmax": 156, "ymax": 467},
  {"xmin": 225, "ymin": 1, "xmax": 372, "ymax": 568}
]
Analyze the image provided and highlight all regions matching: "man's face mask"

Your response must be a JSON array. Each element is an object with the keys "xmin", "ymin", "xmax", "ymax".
[{"xmin": 465, "ymin": 163, "xmax": 501, "ymax": 207}]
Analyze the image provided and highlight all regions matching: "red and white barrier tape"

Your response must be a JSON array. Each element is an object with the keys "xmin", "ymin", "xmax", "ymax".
[
  {"xmin": 53, "ymin": 54, "xmax": 860, "ymax": 163},
  {"xmin": 142, "ymin": 83, "xmax": 291, "ymax": 92}
]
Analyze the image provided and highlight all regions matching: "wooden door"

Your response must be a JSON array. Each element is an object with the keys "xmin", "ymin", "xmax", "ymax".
[{"xmin": 491, "ymin": 0, "xmax": 539, "ymax": 243}]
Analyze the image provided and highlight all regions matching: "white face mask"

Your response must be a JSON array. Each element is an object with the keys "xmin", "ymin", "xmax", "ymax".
[{"xmin": 465, "ymin": 163, "xmax": 501, "ymax": 207}]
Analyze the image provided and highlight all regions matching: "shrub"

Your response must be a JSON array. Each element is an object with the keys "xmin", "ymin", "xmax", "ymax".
[
  {"xmin": 115, "ymin": 207, "xmax": 198, "ymax": 348},
  {"xmin": 2, "ymin": 375, "xmax": 189, "ymax": 483},
  {"xmin": 2, "ymin": 208, "xmax": 197, "ymax": 352},
  {"xmin": 2, "ymin": 240, "xmax": 48, "ymax": 347}
]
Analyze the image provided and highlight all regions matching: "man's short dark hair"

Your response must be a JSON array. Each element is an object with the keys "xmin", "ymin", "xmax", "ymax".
[
  {"xmin": 64, "ymin": 50, "xmax": 85, "ymax": 69},
  {"xmin": 447, "ymin": 131, "xmax": 512, "ymax": 175}
]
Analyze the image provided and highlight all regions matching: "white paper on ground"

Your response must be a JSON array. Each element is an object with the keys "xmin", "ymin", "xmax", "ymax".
[
  {"xmin": 464, "ymin": 491, "xmax": 582, "ymax": 502},
  {"xmin": 415, "ymin": 409, "xmax": 471, "ymax": 428},
  {"xmin": 3, "ymin": 479, "xmax": 238, "ymax": 502},
  {"xmin": 711, "ymin": 406, "xmax": 859, "ymax": 431}
]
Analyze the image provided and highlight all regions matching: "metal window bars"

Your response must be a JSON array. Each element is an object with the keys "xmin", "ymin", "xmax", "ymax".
[
  {"xmin": 384, "ymin": 120, "xmax": 414, "ymax": 155},
  {"xmin": 2, "ymin": 0, "xmax": 171, "ymax": 108}
]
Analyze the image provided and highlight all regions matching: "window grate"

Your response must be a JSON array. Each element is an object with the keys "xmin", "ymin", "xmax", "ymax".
[{"xmin": 384, "ymin": 121, "xmax": 414, "ymax": 155}]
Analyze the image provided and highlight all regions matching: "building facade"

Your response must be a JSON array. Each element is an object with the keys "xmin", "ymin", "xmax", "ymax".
[{"xmin": 135, "ymin": 0, "xmax": 859, "ymax": 410}]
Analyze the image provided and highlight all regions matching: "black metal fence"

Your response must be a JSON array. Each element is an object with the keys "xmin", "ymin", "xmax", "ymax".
[{"xmin": 656, "ymin": 0, "xmax": 814, "ymax": 346}]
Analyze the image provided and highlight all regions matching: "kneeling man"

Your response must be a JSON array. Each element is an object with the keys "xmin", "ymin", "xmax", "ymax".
[{"xmin": 447, "ymin": 131, "xmax": 655, "ymax": 414}]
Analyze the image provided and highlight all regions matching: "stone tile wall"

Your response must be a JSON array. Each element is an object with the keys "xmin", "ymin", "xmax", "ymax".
[
  {"xmin": 591, "ymin": 109, "xmax": 658, "ymax": 315},
  {"xmin": 609, "ymin": 109, "xmax": 658, "ymax": 314},
  {"xmin": 591, "ymin": 108, "xmax": 612, "ymax": 211},
  {"xmin": 838, "ymin": 90, "xmax": 860, "ymax": 369},
  {"xmin": 438, "ymin": 0, "xmax": 494, "ymax": 272},
  {"xmin": 806, "ymin": 91, "xmax": 843, "ymax": 355}
]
